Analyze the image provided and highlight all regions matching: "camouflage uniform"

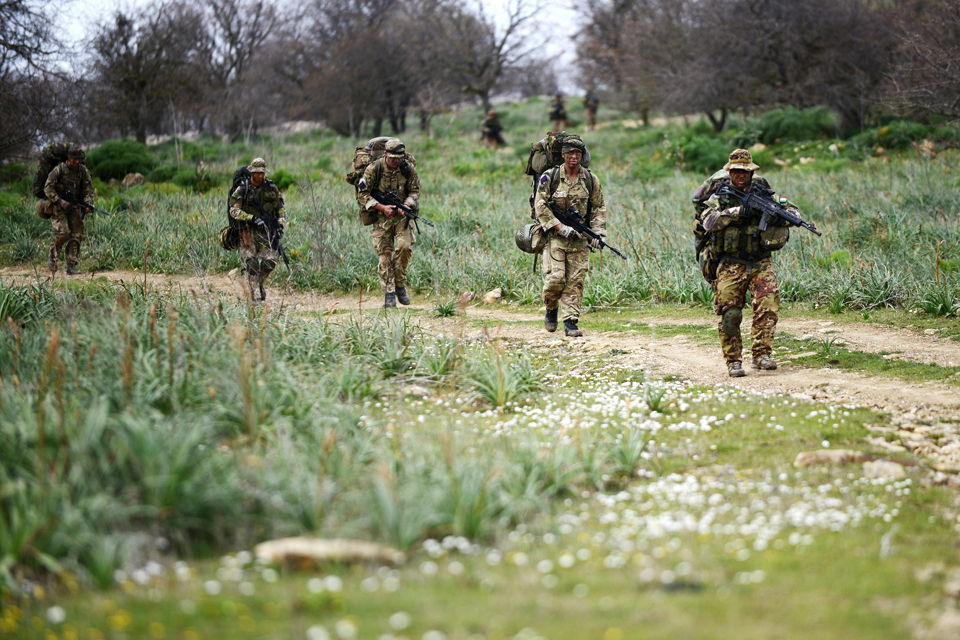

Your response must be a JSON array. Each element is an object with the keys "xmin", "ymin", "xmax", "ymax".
[
  {"xmin": 40, "ymin": 147, "xmax": 94, "ymax": 273},
  {"xmin": 694, "ymin": 149, "xmax": 797, "ymax": 373},
  {"xmin": 481, "ymin": 110, "xmax": 505, "ymax": 148},
  {"xmin": 582, "ymin": 93, "xmax": 599, "ymax": 131},
  {"xmin": 535, "ymin": 156, "xmax": 606, "ymax": 326},
  {"xmin": 357, "ymin": 138, "xmax": 421, "ymax": 303},
  {"xmin": 549, "ymin": 94, "xmax": 568, "ymax": 131},
  {"xmin": 229, "ymin": 157, "xmax": 285, "ymax": 299}
]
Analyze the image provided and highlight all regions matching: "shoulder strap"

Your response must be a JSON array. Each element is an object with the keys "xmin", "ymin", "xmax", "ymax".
[{"xmin": 549, "ymin": 167, "xmax": 595, "ymax": 217}]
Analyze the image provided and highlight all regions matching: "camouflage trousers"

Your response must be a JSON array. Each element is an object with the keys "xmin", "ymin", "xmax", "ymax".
[
  {"xmin": 370, "ymin": 214, "xmax": 415, "ymax": 293},
  {"xmin": 239, "ymin": 229, "xmax": 278, "ymax": 280},
  {"xmin": 38, "ymin": 199, "xmax": 84, "ymax": 268},
  {"xmin": 542, "ymin": 234, "xmax": 589, "ymax": 322},
  {"xmin": 713, "ymin": 257, "xmax": 780, "ymax": 365}
]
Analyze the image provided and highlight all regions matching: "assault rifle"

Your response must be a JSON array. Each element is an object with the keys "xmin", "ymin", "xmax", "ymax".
[
  {"xmin": 715, "ymin": 183, "xmax": 821, "ymax": 236},
  {"xmin": 243, "ymin": 180, "xmax": 290, "ymax": 270},
  {"xmin": 371, "ymin": 189, "xmax": 434, "ymax": 231},
  {"xmin": 548, "ymin": 203, "xmax": 627, "ymax": 260},
  {"xmin": 61, "ymin": 189, "xmax": 111, "ymax": 219}
]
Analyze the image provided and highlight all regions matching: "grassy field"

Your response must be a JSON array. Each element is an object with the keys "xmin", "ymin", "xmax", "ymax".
[{"xmin": 2, "ymin": 100, "xmax": 960, "ymax": 639}]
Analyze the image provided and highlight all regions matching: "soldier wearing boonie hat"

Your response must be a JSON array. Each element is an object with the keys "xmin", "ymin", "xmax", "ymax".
[
  {"xmin": 693, "ymin": 148, "xmax": 799, "ymax": 378},
  {"xmin": 229, "ymin": 156, "xmax": 286, "ymax": 302},
  {"xmin": 356, "ymin": 138, "xmax": 421, "ymax": 308},
  {"xmin": 41, "ymin": 144, "xmax": 94, "ymax": 274}
]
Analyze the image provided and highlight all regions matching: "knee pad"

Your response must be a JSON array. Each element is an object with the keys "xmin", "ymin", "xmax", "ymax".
[{"xmin": 722, "ymin": 306, "xmax": 742, "ymax": 337}]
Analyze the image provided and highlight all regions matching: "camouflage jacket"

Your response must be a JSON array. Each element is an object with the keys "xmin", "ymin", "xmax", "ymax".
[
  {"xmin": 357, "ymin": 157, "xmax": 421, "ymax": 212},
  {"xmin": 229, "ymin": 179, "xmax": 285, "ymax": 225},
  {"xmin": 481, "ymin": 116, "xmax": 503, "ymax": 135},
  {"xmin": 693, "ymin": 171, "xmax": 795, "ymax": 260},
  {"xmin": 535, "ymin": 166, "xmax": 606, "ymax": 235},
  {"xmin": 44, "ymin": 162, "xmax": 93, "ymax": 205}
]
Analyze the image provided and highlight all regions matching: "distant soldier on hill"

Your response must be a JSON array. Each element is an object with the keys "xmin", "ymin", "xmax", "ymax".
[
  {"xmin": 229, "ymin": 157, "xmax": 285, "ymax": 302},
  {"xmin": 480, "ymin": 109, "xmax": 506, "ymax": 149},
  {"xmin": 356, "ymin": 138, "xmax": 421, "ymax": 308},
  {"xmin": 534, "ymin": 136, "xmax": 606, "ymax": 337},
  {"xmin": 549, "ymin": 93, "xmax": 569, "ymax": 131},
  {"xmin": 582, "ymin": 92, "xmax": 599, "ymax": 132},
  {"xmin": 38, "ymin": 145, "xmax": 94, "ymax": 274},
  {"xmin": 692, "ymin": 149, "xmax": 801, "ymax": 377}
]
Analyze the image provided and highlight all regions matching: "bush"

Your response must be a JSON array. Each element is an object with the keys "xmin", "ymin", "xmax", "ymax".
[
  {"xmin": 850, "ymin": 120, "xmax": 931, "ymax": 151},
  {"xmin": 86, "ymin": 139, "xmax": 156, "ymax": 182},
  {"xmin": 270, "ymin": 168, "xmax": 296, "ymax": 191},
  {"xmin": 755, "ymin": 107, "xmax": 839, "ymax": 144},
  {"xmin": 677, "ymin": 135, "xmax": 730, "ymax": 174}
]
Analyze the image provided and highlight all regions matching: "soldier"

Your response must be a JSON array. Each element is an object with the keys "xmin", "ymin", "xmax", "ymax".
[
  {"xmin": 534, "ymin": 136, "xmax": 606, "ymax": 337},
  {"xmin": 693, "ymin": 149, "xmax": 795, "ymax": 377},
  {"xmin": 228, "ymin": 157, "xmax": 285, "ymax": 302},
  {"xmin": 357, "ymin": 138, "xmax": 421, "ymax": 308},
  {"xmin": 582, "ymin": 92, "xmax": 599, "ymax": 132},
  {"xmin": 549, "ymin": 93, "xmax": 568, "ymax": 131},
  {"xmin": 480, "ymin": 109, "xmax": 506, "ymax": 149},
  {"xmin": 38, "ymin": 145, "xmax": 94, "ymax": 274}
]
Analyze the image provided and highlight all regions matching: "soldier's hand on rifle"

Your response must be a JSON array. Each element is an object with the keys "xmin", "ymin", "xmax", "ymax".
[
  {"xmin": 722, "ymin": 206, "xmax": 741, "ymax": 219},
  {"xmin": 588, "ymin": 236, "xmax": 604, "ymax": 250},
  {"xmin": 277, "ymin": 225, "xmax": 284, "ymax": 239},
  {"xmin": 558, "ymin": 225, "xmax": 582, "ymax": 240},
  {"xmin": 253, "ymin": 217, "xmax": 266, "ymax": 229}
]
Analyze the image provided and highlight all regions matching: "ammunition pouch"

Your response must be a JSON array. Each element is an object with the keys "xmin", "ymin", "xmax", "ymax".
[{"xmin": 360, "ymin": 207, "xmax": 378, "ymax": 226}]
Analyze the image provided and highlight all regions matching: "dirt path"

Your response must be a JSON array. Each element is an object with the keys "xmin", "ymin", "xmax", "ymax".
[{"xmin": 4, "ymin": 268, "xmax": 959, "ymax": 476}]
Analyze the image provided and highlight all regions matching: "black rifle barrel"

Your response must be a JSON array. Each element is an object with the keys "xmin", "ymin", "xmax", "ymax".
[
  {"xmin": 548, "ymin": 203, "xmax": 627, "ymax": 260},
  {"xmin": 61, "ymin": 190, "xmax": 110, "ymax": 216},
  {"xmin": 717, "ymin": 184, "xmax": 821, "ymax": 236},
  {"xmin": 371, "ymin": 189, "xmax": 435, "ymax": 227}
]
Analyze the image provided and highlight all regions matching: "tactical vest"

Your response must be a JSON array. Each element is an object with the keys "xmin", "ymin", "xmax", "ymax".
[
  {"xmin": 703, "ymin": 177, "xmax": 781, "ymax": 260},
  {"xmin": 237, "ymin": 180, "xmax": 282, "ymax": 220}
]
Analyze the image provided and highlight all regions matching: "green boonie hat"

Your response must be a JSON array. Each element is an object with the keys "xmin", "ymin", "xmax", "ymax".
[
  {"xmin": 67, "ymin": 145, "xmax": 84, "ymax": 159},
  {"xmin": 724, "ymin": 148, "xmax": 759, "ymax": 172},
  {"xmin": 385, "ymin": 138, "xmax": 405, "ymax": 157},
  {"xmin": 248, "ymin": 157, "xmax": 268, "ymax": 174},
  {"xmin": 561, "ymin": 135, "xmax": 586, "ymax": 154}
]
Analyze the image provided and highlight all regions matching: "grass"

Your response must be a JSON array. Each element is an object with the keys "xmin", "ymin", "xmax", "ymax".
[{"xmin": 3, "ymin": 103, "xmax": 960, "ymax": 638}]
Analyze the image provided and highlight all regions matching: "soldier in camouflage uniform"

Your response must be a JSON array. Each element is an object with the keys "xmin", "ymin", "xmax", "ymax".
[
  {"xmin": 357, "ymin": 138, "xmax": 421, "ymax": 308},
  {"xmin": 534, "ymin": 137, "xmax": 606, "ymax": 337},
  {"xmin": 693, "ymin": 149, "xmax": 797, "ymax": 377},
  {"xmin": 39, "ymin": 145, "xmax": 94, "ymax": 274},
  {"xmin": 229, "ymin": 157, "xmax": 285, "ymax": 302},
  {"xmin": 480, "ymin": 109, "xmax": 505, "ymax": 149},
  {"xmin": 549, "ymin": 93, "xmax": 569, "ymax": 131},
  {"xmin": 582, "ymin": 92, "xmax": 599, "ymax": 132}
]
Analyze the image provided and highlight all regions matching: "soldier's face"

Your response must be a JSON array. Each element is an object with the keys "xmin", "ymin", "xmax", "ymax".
[
  {"xmin": 562, "ymin": 149, "xmax": 582, "ymax": 168},
  {"xmin": 251, "ymin": 171, "xmax": 265, "ymax": 186},
  {"xmin": 730, "ymin": 169, "xmax": 752, "ymax": 189},
  {"xmin": 385, "ymin": 155, "xmax": 401, "ymax": 170},
  {"xmin": 67, "ymin": 158, "xmax": 81, "ymax": 169}
]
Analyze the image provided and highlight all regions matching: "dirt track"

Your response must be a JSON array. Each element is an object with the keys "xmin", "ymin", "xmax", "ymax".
[{"xmin": 4, "ymin": 267, "xmax": 959, "ymax": 476}]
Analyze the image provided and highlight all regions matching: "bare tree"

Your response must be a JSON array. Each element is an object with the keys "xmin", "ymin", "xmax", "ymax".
[
  {"xmin": 89, "ymin": 1, "xmax": 208, "ymax": 143},
  {"xmin": 0, "ymin": 0, "xmax": 64, "ymax": 159},
  {"xmin": 884, "ymin": 0, "xmax": 960, "ymax": 121}
]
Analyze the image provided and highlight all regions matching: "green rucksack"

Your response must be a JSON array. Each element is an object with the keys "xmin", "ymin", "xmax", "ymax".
[
  {"xmin": 524, "ymin": 132, "xmax": 591, "ymax": 219},
  {"xmin": 33, "ymin": 143, "xmax": 84, "ymax": 199}
]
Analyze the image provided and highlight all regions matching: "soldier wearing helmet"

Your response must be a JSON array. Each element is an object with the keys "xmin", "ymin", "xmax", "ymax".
[
  {"xmin": 40, "ymin": 145, "xmax": 94, "ymax": 274},
  {"xmin": 228, "ymin": 157, "xmax": 285, "ymax": 302},
  {"xmin": 533, "ymin": 135, "xmax": 606, "ymax": 337},
  {"xmin": 692, "ymin": 148, "xmax": 798, "ymax": 377},
  {"xmin": 356, "ymin": 138, "xmax": 421, "ymax": 308}
]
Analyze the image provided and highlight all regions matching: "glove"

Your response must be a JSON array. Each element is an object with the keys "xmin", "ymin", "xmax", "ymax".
[
  {"xmin": 588, "ymin": 236, "xmax": 603, "ymax": 250},
  {"xmin": 253, "ymin": 217, "xmax": 266, "ymax": 229},
  {"xmin": 722, "ymin": 206, "xmax": 741, "ymax": 219},
  {"xmin": 276, "ymin": 226, "xmax": 284, "ymax": 239},
  {"xmin": 558, "ymin": 225, "xmax": 582, "ymax": 240}
]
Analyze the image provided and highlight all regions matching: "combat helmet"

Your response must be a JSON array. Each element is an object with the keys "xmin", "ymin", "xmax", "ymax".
[{"xmin": 515, "ymin": 223, "xmax": 547, "ymax": 254}]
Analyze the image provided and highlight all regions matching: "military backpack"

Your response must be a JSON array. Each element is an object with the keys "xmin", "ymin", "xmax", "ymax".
[
  {"xmin": 218, "ymin": 165, "xmax": 281, "ymax": 251},
  {"xmin": 345, "ymin": 137, "xmax": 417, "ymax": 225},
  {"xmin": 32, "ymin": 143, "xmax": 84, "ymax": 199}
]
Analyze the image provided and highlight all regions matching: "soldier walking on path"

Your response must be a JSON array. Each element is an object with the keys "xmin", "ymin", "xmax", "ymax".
[
  {"xmin": 38, "ymin": 145, "xmax": 94, "ymax": 274},
  {"xmin": 229, "ymin": 157, "xmax": 285, "ymax": 302},
  {"xmin": 357, "ymin": 138, "xmax": 421, "ymax": 308},
  {"xmin": 534, "ymin": 136, "xmax": 606, "ymax": 337},
  {"xmin": 692, "ymin": 149, "xmax": 798, "ymax": 377},
  {"xmin": 480, "ymin": 109, "xmax": 506, "ymax": 149}
]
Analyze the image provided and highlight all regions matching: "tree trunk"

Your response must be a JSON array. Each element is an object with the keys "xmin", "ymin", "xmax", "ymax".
[{"xmin": 706, "ymin": 109, "xmax": 727, "ymax": 133}]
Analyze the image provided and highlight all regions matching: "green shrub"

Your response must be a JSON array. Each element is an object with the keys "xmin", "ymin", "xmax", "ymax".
[
  {"xmin": 271, "ymin": 168, "xmax": 297, "ymax": 191},
  {"xmin": 677, "ymin": 135, "xmax": 730, "ymax": 174},
  {"xmin": 850, "ymin": 120, "xmax": 931, "ymax": 151},
  {"xmin": 756, "ymin": 106, "xmax": 839, "ymax": 144},
  {"xmin": 86, "ymin": 139, "xmax": 156, "ymax": 182}
]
